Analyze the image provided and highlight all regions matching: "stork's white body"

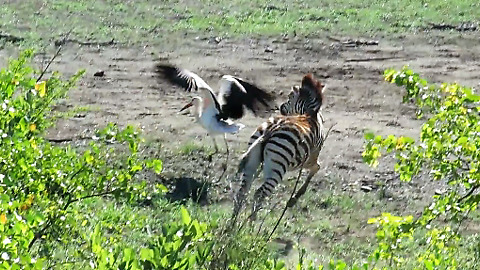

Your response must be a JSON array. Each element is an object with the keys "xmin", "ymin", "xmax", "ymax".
[
  {"xmin": 194, "ymin": 91, "xmax": 245, "ymax": 135},
  {"xmin": 156, "ymin": 64, "xmax": 274, "ymax": 155}
]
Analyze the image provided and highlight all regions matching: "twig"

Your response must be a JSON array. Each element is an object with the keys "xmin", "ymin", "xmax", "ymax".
[
  {"xmin": 345, "ymin": 56, "xmax": 405, "ymax": 62},
  {"xmin": 28, "ymin": 166, "xmax": 85, "ymax": 250},
  {"xmin": 28, "ymin": 189, "xmax": 117, "ymax": 250},
  {"xmin": 47, "ymin": 138, "xmax": 73, "ymax": 143},
  {"xmin": 255, "ymin": 198, "xmax": 282, "ymax": 237},
  {"xmin": 36, "ymin": 42, "xmax": 64, "ymax": 82},
  {"xmin": 47, "ymin": 259, "xmax": 79, "ymax": 270},
  {"xmin": 54, "ymin": 38, "xmax": 116, "ymax": 47},
  {"xmin": 326, "ymin": 36, "xmax": 343, "ymax": 43},
  {"xmin": 66, "ymin": 189, "xmax": 117, "ymax": 206},
  {"xmin": 47, "ymin": 136, "xmax": 93, "ymax": 143},
  {"xmin": 327, "ymin": 35, "xmax": 379, "ymax": 46},
  {"xmin": 138, "ymin": 112, "xmax": 160, "ymax": 117},
  {"xmin": 458, "ymin": 184, "xmax": 479, "ymax": 202}
]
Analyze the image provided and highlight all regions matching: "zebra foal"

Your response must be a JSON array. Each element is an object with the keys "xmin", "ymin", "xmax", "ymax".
[{"xmin": 233, "ymin": 73, "xmax": 327, "ymax": 218}]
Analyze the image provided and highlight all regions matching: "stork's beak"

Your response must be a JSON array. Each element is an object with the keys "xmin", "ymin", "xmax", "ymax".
[{"xmin": 179, "ymin": 102, "xmax": 193, "ymax": 112}]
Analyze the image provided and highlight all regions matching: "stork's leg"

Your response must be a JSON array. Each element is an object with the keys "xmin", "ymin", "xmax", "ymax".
[
  {"xmin": 218, "ymin": 134, "xmax": 229, "ymax": 181},
  {"xmin": 223, "ymin": 134, "xmax": 230, "ymax": 160},
  {"xmin": 286, "ymin": 164, "xmax": 320, "ymax": 208},
  {"xmin": 211, "ymin": 135, "xmax": 219, "ymax": 154}
]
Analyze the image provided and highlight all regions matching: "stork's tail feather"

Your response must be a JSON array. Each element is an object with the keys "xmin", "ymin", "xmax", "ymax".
[
  {"xmin": 236, "ymin": 123, "xmax": 246, "ymax": 131},
  {"xmin": 222, "ymin": 120, "xmax": 245, "ymax": 134}
]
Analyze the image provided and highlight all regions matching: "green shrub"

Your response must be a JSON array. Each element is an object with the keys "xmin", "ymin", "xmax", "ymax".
[
  {"xmin": 363, "ymin": 67, "xmax": 480, "ymax": 269},
  {"xmin": 0, "ymin": 50, "xmax": 163, "ymax": 269}
]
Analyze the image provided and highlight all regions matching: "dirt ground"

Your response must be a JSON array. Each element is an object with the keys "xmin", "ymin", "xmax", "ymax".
[{"xmin": 2, "ymin": 31, "xmax": 480, "ymax": 208}]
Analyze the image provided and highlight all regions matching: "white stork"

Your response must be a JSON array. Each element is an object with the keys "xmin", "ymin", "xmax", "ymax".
[{"xmin": 155, "ymin": 64, "xmax": 276, "ymax": 157}]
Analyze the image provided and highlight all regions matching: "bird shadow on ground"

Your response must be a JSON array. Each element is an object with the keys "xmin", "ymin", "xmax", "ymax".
[{"xmin": 165, "ymin": 177, "xmax": 210, "ymax": 206}]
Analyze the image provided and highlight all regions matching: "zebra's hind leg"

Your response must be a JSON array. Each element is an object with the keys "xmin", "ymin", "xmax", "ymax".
[
  {"xmin": 232, "ymin": 175, "xmax": 253, "ymax": 220},
  {"xmin": 251, "ymin": 188, "xmax": 268, "ymax": 221},
  {"xmin": 287, "ymin": 164, "xmax": 320, "ymax": 208},
  {"xmin": 232, "ymin": 157, "xmax": 261, "ymax": 219},
  {"xmin": 250, "ymin": 147, "xmax": 288, "ymax": 220}
]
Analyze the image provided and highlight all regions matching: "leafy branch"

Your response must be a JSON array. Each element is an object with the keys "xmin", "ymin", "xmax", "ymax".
[{"xmin": 363, "ymin": 66, "xmax": 480, "ymax": 268}]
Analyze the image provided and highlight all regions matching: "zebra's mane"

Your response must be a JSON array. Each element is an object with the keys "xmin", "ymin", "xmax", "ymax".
[
  {"xmin": 301, "ymin": 74, "xmax": 324, "ymax": 101},
  {"xmin": 298, "ymin": 74, "xmax": 325, "ymax": 113}
]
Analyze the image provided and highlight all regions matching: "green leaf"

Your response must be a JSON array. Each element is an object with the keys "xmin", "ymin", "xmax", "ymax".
[
  {"xmin": 140, "ymin": 248, "xmax": 154, "ymax": 261},
  {"xmin": 457, "ymin": 136, "xmax": 468, "ymax": 145},
  {"xmin": 152, "ymin": 159, "xmax": 163, "ymax": 174},
  {"xmin": 123, "ymin": 248, "xmax": 134, "ymax": 262},
  {"xmin": 84, "ymin": 150, "xmax": 94, "ymax": 165},
  {"xmin": 157, "ymin": 184, "xmax": 168, "ymax": 193},
  {"xmin": 131, "ymin": 165, "xmax": 143, "ymax": 172},
  {"xmin": 364, "ymin": 132, "xmax": 375, "ymax": 141},
  {"xmin": 424, "ymin": 260, "xmax": 433, "ymax": 270},
  {"xmin": 335, "ymin": 261, "xmax": 347, "ymax": 270},
  {"xmin": 180, "ymin": 206, "xmax": 191, "ymax": 225},
  {"xmin": 384, "ymin": 69, "xmax": 396, "ymax": 82}
]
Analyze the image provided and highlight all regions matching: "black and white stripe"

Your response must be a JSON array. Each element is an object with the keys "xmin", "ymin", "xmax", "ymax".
[{"xmin": 233, "ymin": 74, "xmax": 326, "ymax": 218}]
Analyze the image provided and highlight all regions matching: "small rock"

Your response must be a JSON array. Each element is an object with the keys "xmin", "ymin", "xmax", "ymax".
[
  {"xmin": 386, "ymin": 120, "xmax": 401, "ymax": 127},
  {"xmin": 265, "ymin": 47, "xmax": 274, "ymax": 53},
  {"xmin": 93, "ymin": 70, "xmax": 105, "ymax": 77},
  {"xmin": 360, "ymin": 185, "xmax": 373, "ymax": 192},
  {"xmin": 209, "ymin": 36, "xmax": 222, "ymax": 44}
]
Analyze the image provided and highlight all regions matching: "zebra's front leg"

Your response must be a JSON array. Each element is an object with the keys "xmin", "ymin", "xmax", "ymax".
[{"xmin": 287, "ymin": 164, "xmax": 320, "ymax": 208}]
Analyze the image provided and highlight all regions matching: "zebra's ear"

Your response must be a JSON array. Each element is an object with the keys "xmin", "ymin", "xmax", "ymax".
[{"xmin": 292, "ymin": 85, "xmax": 300, "ymax": 93}]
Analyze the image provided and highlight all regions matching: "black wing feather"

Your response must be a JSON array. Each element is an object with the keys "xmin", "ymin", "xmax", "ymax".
[
  {"xmin": 219, "ymin": 76, "xmax": 276, "ymax": 120},
  {"xmin": 154, "ymin": 64, "xmax": 198, "ymax": 92}
]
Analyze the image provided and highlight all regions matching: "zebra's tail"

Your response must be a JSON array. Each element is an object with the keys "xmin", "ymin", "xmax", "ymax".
[
  {"xmin": 233, "ymin": 134, "xmax": 266, "ymax": 218},
  {"xmin": 237, "ymin": 135, "xmax": 265, "ymax": 175}
]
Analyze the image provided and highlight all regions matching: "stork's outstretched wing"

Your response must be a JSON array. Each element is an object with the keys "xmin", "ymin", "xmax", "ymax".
[
  {"xmin": 217, "ymin": 75, "xmax": 276, "ymax": 120},
  {"xmin": 155, "ymin": 64, "xmax": 213, "ymax": 92},
  {"xmin": 154, "ymin": 64, "xmax": 222, "ymax": 113}
]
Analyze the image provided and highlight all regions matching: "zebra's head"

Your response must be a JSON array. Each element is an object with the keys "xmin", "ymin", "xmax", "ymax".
[{"xmin": 280, "ymin": 74, "xmax": 325, "ymax": 116}]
